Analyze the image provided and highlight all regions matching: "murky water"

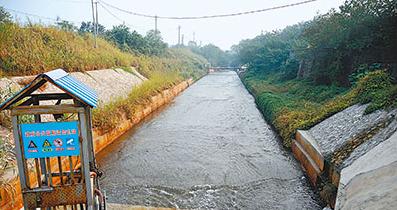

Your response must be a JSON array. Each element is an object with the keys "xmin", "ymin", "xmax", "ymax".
[{"xmin": 97, "ymin": 71, "xmax": 321, "ymax": 209}]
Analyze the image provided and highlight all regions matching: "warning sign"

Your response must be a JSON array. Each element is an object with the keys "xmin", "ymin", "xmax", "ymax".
[
  {"xmin": 53, "ymin": 138, "xmax": 63, "ymax": 147},
  {"xmin": 28, "ymin": 141, "xmax": 37, "ymax": 148},
  {"xmin": 20, "ymin": 121, "xmax": 80, "ymax": 158},
  {"xmin": 43, "ymin": 139, "xmax": 52, "ymax": 147}
]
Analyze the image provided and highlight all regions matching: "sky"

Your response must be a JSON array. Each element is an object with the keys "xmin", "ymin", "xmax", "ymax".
[{"xmin": 1, "ymin": 0, "xmax": 345, "ymax": 50}]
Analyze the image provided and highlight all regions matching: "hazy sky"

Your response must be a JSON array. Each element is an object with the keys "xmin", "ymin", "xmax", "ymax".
[{"xmin": 2, "ymin": 0, "xmax": 345, "ymax": 50}]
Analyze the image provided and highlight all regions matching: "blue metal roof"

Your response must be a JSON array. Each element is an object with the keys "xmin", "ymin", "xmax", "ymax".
[
  {"xmin": 45, "ymin": 69, "xmax": 98, "ymax": 107},
  {"xmin": 0, "ymin": 69, "xmax": 98, "ymax": 110}
]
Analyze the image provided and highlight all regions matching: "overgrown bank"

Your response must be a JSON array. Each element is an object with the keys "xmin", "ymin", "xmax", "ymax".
[
  {"xmin": 240, "ymin": 70, "xmax": 397, "ymax": 147},
  {"xmin": 232, "ymin": 0, "xmax": 397, "ymax": 147}
]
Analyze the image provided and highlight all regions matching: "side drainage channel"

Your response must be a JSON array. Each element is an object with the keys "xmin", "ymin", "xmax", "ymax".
[{"xmin": 292, "ymin": 110, "xmax": 396, "ymax": 208}]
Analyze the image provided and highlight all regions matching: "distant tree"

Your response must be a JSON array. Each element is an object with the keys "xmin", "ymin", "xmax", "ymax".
[
  {"xmin": 186, "ymin": 43, "xmax": 229, "ymax": 67},
  {"xmin": 56, "ymin": 18, "xmax": 77, "ymax": 32},
  {"xmin": 78, "ymin": 21, "xmax": 106, "ymax": 35},
  {"xmin": 0, "ymin": 7, "xmax": 11, "ymax": 23},
  {"xmin": 188, "ymin": 41, "xmax": 198, "ymax": 48},
  {"xmin": 105, "ymin": 24, "xmax": 151, "ymax": 54},
  {"xmin": 233, "ymin": 0, "xmax": 397, "ymax": 85},
  {"xmin": 144, "ymin": 30, "xmax": 167, "ymax": 56},
  {"xmin": 105, "ymin": 24, "xmax": 133, "ymax": 51}
]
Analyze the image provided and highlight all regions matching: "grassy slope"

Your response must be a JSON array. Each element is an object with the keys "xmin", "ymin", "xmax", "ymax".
[
  {"xmin": 241, "ymin": 70, "xmax": 397, "ymax": 147},
  {"xmin": 0, "ymin": 23, "xmax": 208, "ymax": 79},
  {"xmin": 0, "ymin": 23, "xmax": 208, "ymax": 171}
]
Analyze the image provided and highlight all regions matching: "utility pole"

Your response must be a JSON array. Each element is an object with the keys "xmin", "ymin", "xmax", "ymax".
[
  {"xmin": 95, "ymin": 1, "xmax": 99, "ymax": 37},
  {"xmin": 154, "ymin": 15, "xmax": 158, "ymax": 34},
  {"xmin": 193, "ymin": 32, "xmax": 195, "ymax": 42},
  {"xmin": 91, "ymin": 0, "xmax": 97, "ymax": 48},
  {"xmin": 181, "ymin": 34, "xmax": 184, "ymax": 46},
  {"xmin": 178, "ymin": 25, "xmax": 181, "ymax": 45}
]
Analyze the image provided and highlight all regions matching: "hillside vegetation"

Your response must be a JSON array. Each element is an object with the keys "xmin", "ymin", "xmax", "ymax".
[
  {"xmin": 0, "ymin": 6, "xmax": 208, "ymax": 78},
  {"xmin": 234, "ymin": 0, "xmax": 397, "ymax": 147},
  {"xmin": 0, "ymin": 8, "xmax": 208, "ymax": 172}
]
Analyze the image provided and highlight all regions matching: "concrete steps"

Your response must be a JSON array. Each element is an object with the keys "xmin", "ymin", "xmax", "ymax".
[{"xmin": 292, "ymin": 130, "xmax": 324, "ymax": 185}]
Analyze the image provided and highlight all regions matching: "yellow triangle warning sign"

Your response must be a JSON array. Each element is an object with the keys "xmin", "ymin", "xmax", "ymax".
[{"xmin": 43, "ymin": 139, "xmax": 52, "ymax": 147}]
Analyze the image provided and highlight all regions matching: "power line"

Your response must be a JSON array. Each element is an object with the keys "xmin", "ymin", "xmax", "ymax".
[
  {"xmin": 5, "ymin": 7, "xmax": 58, "ymax": 22},
  {"xmin": 5, "ymin": 7, "xmax": 81, "ymax": 25},
  {"xmin": 98, "ymin": 2, "xmax": 150, "ymax": 31},
  {"xmin": 99, "ymin": 0, "xmax": 319, "ymax": 20},
  {"xmin": 98, "ymin": 2, "xmax": 123, "ymax": 22}
]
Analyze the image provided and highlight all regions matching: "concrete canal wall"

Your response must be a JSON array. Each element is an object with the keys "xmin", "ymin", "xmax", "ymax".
[
  {"xmin": 0, "ymin": 68, "xmax": 193, "ymax": 210},
  {"xmin": 292, "ymin": 104, "xmax": 397, "ymax": 209}
]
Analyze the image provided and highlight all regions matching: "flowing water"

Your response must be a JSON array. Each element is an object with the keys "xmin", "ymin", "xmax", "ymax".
[{"xmin": 97, "ymin": 71, "xmax": 321, "ymax": 209}]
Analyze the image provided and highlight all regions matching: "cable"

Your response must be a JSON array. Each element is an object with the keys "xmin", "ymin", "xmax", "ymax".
[
  {"xmin": 5, "ymin": 7, "xmax": 81, "ymax": 25},
  {"xmin": 98, "ymin": 2, "xmax": 124, "ymax": 22},
  {"xmin": 99, "ymin": 0, "xmax": 319, "ymax": 20},
  {"xmin": 98, "ymin": 2, "xmax": 151, "ymax": 31},
  {"xmin": 5, "ymin": 8, "xmax": 58, "ymax": 21}
]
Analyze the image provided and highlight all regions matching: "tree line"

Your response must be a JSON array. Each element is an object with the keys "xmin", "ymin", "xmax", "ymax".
[
  {"xmin": 232, "ymin": 0, "xmax": 397, "ymax": 86},
  {"xmin": 60, "ymin": 21, "xmax": 168, "ymax": 56}
]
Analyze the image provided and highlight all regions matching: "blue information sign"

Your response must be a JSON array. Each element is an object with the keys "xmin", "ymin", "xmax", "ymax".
[{"xmin": 20, "ymin": 121, "xmax": 80, "ymax": 158}]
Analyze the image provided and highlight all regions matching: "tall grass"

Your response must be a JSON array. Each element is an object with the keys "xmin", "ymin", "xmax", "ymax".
[
  {"xmin": 92, "ymin": 71, "xmax": 182, "ymax": 133},
  {"xmin": 0, "ymin": 23, "xmax": 134, "ymax": 75},
  {"xmin": 0, "ymin": 23, "xmax": 208, "ymax": 78}
]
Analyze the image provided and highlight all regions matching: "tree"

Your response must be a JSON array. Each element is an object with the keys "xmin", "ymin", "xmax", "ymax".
[
  {"xmin": 78, "ymin": 21, "xmax": 106, "ymax": 35},
  {"xmin": 187, "ymin": 43, "xmax": 229, "ymax": 67},
  {"xmin": 0, "ymin": 7, "xmax": 11, "ymax": 23},
  {"xmin": 144, "ymin": 30, "xmax": 167, "ymax": 56},
  {"xmin": 56, "ymin": 19, "xmax": 77, "ymax": 32}
]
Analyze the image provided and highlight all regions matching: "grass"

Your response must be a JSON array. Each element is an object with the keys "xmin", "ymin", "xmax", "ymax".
[
  {"xmin": 0, "ymin": 23, "xmax": 208, "ymax": 79},
  {"xmin": 242, "ymin": 70, "xmax": 396, "ymax": 147},
  {"xmin": 92, "ymin": 71, "xmax": 183, "ymax": 133},
  {"xmin": 0, "ymin": 22, "xmax": 208, "ymax": 175},
  {"xmin": 0, "ymin": 23, "xmax": 134, "ymax": 75}
]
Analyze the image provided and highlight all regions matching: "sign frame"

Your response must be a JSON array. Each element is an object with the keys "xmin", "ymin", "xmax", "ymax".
[{"xmin": 20, "ymin": 121, "xmax": 81, "ymax": 158}]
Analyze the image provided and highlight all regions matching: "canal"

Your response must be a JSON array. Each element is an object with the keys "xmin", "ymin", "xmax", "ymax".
[{"xmin": 97, "ymin": 71, "xmax": 321, "ymax": 209}]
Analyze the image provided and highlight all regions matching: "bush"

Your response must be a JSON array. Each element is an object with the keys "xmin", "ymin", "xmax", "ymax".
[
  {"xmin": 241, "ymin": 72, "xmax": 356, "ymax": 147},
  {"xmin": 242, "ymin": 70, "xmax": 396, "ymax": 147},
  {"xmin": 355, "ymin": 70, "xmax": 397, "ymax": 113}
]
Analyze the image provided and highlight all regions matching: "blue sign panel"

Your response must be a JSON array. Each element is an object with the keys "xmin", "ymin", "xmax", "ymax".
[{"xmin": 20, "ymin": 121, "xmax": 80, "ymax": 158}]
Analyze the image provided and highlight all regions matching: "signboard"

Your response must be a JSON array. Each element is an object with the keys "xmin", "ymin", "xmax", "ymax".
[{"xmin": 20, "ymin": 121, "xmax": 80, "ymax": 158}]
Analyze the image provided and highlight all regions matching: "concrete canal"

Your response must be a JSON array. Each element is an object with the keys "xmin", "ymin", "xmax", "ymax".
[{"xmin": 97, "ymin": 71, "xmax": 321, "ymax": 209}]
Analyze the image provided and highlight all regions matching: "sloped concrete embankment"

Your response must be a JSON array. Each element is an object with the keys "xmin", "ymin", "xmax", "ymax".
[
  {"xmin": 0, "ymin": 68, "xmax": 193, "ymax": 210},
  {"xmin": 292, "ymin": 104, "xmax": 397, "ymax": 209}
]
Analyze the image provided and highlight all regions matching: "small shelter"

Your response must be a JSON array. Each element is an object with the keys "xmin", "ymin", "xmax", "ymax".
[{"xmin": 0, "ymin": 69, "xmax": 104, "ymax": 209}]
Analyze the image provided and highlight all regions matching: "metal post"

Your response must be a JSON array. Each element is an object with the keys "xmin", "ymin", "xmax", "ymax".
[
  {"xmin": 155, "ymin": 15, "xmax": 158, "ymax": 34},
  {"xmin": 178, "ymin": 25, "xmax": 181, "ymax": 45},
  {"xmin": 11, "ymin": 115, "xmax": 29, "ymax": 208},
  {"xmin": 78, "ymin": 111, "xmax": 94, "ymax": 209},
  {"xmin": 85, "ymin": 107, "xmax": 95, "ymax": 165},
  {"xmin": 91, "ymin": 0, "xmax": 97, "ymax": 48},
  {"xmin": 95, "ymin": 1, "xmax": 99, "ymax": 36}
]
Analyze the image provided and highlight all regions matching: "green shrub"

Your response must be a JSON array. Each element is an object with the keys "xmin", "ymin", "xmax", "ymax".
[
  {"xmin": 355, "ymin": 70, "xmax": 397, "ymax": 113},
  {"xmin": 242, "ymin": 71, "xmax": 357, "ymax": 147},
  {"xmin": 243, "ymin": 69, "xmax": 397, "ymax": 147}
]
